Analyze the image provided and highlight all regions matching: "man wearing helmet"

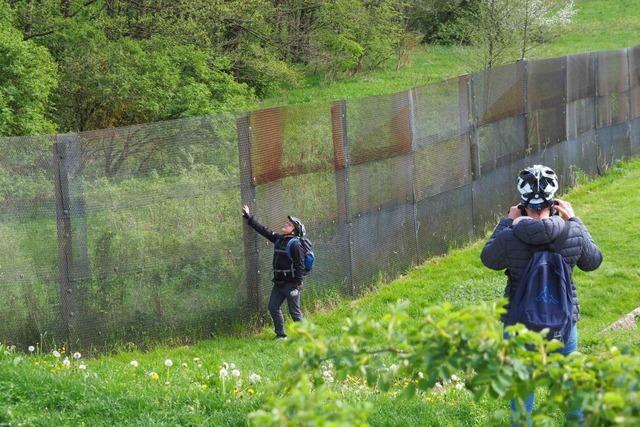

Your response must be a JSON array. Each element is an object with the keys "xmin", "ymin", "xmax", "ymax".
[
  {"xmin": 242, "ymin": 205, "xmax": 305, "ymax": 339},
  {"xmin": 481, "ymin": 164, "xmax": 602, "ymax": 425}
]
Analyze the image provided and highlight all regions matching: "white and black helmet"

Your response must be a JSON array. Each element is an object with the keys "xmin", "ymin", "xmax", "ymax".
[
  {"xmin": 287, "ymin": 215, "xmax": 306, "ymax": 237},
  {"xmin": 517, "ymin": 165, "xmax": 559, "ymax": 210}
]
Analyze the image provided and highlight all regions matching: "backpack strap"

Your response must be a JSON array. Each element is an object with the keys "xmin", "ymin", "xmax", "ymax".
[{"xmin": 273, "ymin": 237, "xmax": 299, "ymax": 277}]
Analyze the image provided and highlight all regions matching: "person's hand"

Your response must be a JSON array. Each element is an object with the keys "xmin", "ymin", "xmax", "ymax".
[
  {"xmin": 554, "ymin": 199, "xmax": 575, "ymax": 220},
  {"xmin": 508, "ymin": 205, "xmax": 522, "ymax": 220},
  {"xmin": 242, "ymin": 205, "xmax": 250, "ymax": 218}
]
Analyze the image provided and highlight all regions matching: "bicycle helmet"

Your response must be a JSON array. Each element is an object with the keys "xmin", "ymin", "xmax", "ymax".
[
  {"xmin": 517, "ymin": 165, "xmax": 559, "ymax": 210},
  {"xmin": 287, "ymin": 215, "xmax": 306, "ymax": 237}
]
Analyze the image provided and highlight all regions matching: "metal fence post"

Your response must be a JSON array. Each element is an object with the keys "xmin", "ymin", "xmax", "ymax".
[
  {"xmin": 53, "ymin": 136, "xmax": 80, "ymax": 346},
  {"xmin": 331, "ymin": 101, "xmax": 355, "ymax": 297},
  {"xmin": 237, "ymin": 115, "xmax": 261, "ymax": 315},
  {"xmin": 406, "ymin": 89, "xmax": 421, "ymax": 263},
  {"xmin": 468, "ymin": 75, "xmax": 481, "ymax": 236}
]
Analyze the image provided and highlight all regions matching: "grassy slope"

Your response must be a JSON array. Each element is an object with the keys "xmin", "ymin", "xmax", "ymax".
[
  {"xmin": 260, "ymin": 0, "xmax": 640, "ymax": 108},
  {"xmin": 2, "ymin": 157, "xmax": 639, "ymax": 426}
]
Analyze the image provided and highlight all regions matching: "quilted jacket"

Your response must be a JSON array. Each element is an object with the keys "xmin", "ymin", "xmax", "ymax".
[{"xmin": 481, "ymin": 215, "xmax": 603, "ymax": 321}]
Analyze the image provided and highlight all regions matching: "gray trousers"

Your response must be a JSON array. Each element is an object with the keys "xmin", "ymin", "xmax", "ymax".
[{"xmin": 268, "ymin": 282, "xmax": 303, "ymax": 336}]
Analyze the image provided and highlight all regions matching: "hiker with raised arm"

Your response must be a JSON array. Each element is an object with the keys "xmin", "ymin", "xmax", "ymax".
[
  {"xmin": 242, "ymin": 205, "xmax": 314, "ymax": 339},
  {"xmin": 480, "ymin": 165, "xmax": 603, "ymax": 426}
]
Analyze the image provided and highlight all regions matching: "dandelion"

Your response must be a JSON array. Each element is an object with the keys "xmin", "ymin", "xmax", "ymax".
[
  {"xmin": 63, "ymin": 357, "xmax": 71, "ymax": 367},
  {"xmin": 130, "ymin": 360, "xmax": 139, "ymax": 368},
  {"xmin": 219, "ymin": 367, "xmax": 229, "ymax": 380},
  {"xmin": 193, "ymin": 357, "xmax": 201, "ymax": 363},
  {"xmin": 249, "ymin": 373, "xmax": 262, "ymax": 384},
  {"xmin": 28, "ymin": 346, "xmax": 35, "ymax": 353},
  {"xmin": 148, "ymin": 371, "xmax": 159, "ymax": 381},
  {"xmin": 231, "ymin": 369, "xmax": 240, "ymax": 378},
  {"xmin": 230, "ymin": 363, "xmax": 236, "ymax": 370},
  {"xmin": 182, "ymin": 363, "xmax": 188, "ymax": 368},
  {"xmin": 418, "ymin": 372, "xmax": 424, "ymax": 379},
  {"xmin": 247, "ymin": 387, "xmax": 255, "ymax": 395},
  {"xmin": 52, "ymin": 350, "xmax": 61, "ymax": 358},
  {"xmin": 164, "ymin": 359, "xmax": 173, "ymax": 368},
  {"xmin": 451, "ymin": 374, "xmax": 459, "ymax": 382},
  {"xmin": 389, "ymin": 364, "xmax": 399, "ymax": 374},
  {"xmin": 78, "ymin": 364, "xmax": 87, "ymax": 370},
  {"xmin": 455, "ymin": 382, "xmax": 465, "ymax": 391},
  {"xmin": 72, "ymin": 352, "xmax": 81, "ymax": 360}
]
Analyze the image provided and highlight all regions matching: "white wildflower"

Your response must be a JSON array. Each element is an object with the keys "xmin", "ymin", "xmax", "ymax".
[
  {"xmin": 249, "ymin": 373, "xmax": 262, "ymax": 384},
  {"xmin": 164, "ymin": 359, "xmax": 173, "ymax": 367},
  {"xmin": 52, "ymin": 350, "xmax": 61, "ymax": 358},
  {"xmin": 130, "ymin": 360, "xmax": 139, "ymax": 368},
  {"xmin": 451, "ymin": 374, "xmax": 459, "ymax": 382},
  {"xmin": 230, "ymin": 363, "xmax": 236, "ymax": 370},
  {"xmin": 78, "ymin": 364, "xmax": 87, "ymax": 370},
  {"xmin": 418, "ymin": 371, "xmax": 424, "ymax": 379},
  {"xmin": 73, "ymin": 352, "xmax": 81, "ymax": 360},
  {"xmin": 28, "ymin": 346, "xmax": 35, "ymax": 353},
  {"xmin": 455, "ymin": 382, "xmax": 465, "ymax": 390},
  {"xmin": 63, "ymin": 357, "xmax": 70, "ymax": 367},
  {"xmin": 231, "ymin": 369, "xmax": 240, "ymax": 378},
  {"xmin": 322, "ymin": 370, "xmax": 334, "ymax": 383},
  {"xmin": 219, "ymin": 367, "xmax": 229, "ymax": 380}
]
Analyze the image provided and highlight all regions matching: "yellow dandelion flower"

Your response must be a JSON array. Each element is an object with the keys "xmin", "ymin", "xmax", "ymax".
[{"xmin": 148, "ymin": 372, "xmax": 159, "ymax": 381}]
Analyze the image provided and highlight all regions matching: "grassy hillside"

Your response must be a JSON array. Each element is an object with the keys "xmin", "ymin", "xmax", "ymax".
[
  {"xmin": 1, "ymin": 157, "xmax": 639, "ymax": 426},
  {"xmin": 260, "ymin": 0, "xmax": 640, "ymax": 108}
]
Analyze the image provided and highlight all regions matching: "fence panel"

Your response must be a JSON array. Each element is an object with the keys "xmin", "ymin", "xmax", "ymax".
[
  {"xmin": 2, "ymin": 46, "xmax": 640, "ymax": 350},
  {"xmin": 0, "ymin": 135, "xmax": 59, "ymax": 346}
]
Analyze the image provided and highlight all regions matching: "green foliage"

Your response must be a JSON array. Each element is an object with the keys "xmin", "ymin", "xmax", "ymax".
[
  {"xmin": 406, "ymin": 0, "xmax": 480, "ymax": 43},
  {"xmin": 259, "ymin": 301, "xmax": 640, "ymax": 425},
  {"xmin": 0, "ymin": 3, "xmax": 57, "ymax": 136},
  {"xmin": 50, "ymin": 27, "xmax": 253, "ymax": 131}
]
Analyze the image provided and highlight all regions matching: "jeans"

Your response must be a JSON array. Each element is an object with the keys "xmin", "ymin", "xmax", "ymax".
[
  {"xmin": 268, "ymin": 281, "xmax": 303, "ymax": 337},
  {"xmin": 506, "ymin": 324, "xmax": 584, "ymax": 427}
]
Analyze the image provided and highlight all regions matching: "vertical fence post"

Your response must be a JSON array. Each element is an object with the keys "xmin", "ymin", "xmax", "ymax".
[
  {"xmin": 467, "ymin": 75, "xmax": 480, "ymax": 236},
  {"xmin": 457, "ymin": 75, "xmax": 474, "ymax": 241},
  {"xmin": 53, "ymin": 136, "xmax": 80, "ymax": 346},
  {"xmin": 406, "ymin": 89, "xmax": 421, "ymax": 263},
  {"xmin": 237, "ymin": 114, "xmax": 261, "ymax": 314},
  {"xmin": 521, "ymin": 59, "xmax": 530, "ymax": 156},
  {"xmin": 331, "ymin": 101, "xmax": 355, "ymax": 297}
]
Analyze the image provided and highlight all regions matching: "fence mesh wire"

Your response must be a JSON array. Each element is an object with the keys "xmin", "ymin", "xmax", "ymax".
[{"xmin": 1, "ymin": 47, "xmax": 639, "ymax": 350}]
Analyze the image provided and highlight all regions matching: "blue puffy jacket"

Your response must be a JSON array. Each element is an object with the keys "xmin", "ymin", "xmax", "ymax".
[{"xmin": 481, "ymin": 215, "xmax": 603, "ymax": 321}]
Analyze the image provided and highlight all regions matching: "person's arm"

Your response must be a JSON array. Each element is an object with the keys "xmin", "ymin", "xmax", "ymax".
[
  {"xmin": 481, "ymin": 205, "xmax": 521, "ymax": 270},
  {"xmin": 242, "ymin": 205, "xmax": 278, "ymax": 243},
  {"xmin": 572, "ymin": 218, "xmax": 603, "ymax": 271},
  {"xmin": 554, "ymin": 199, "xmax": 603, "ymax": 271},
  {"xmin": 291, "ymin": 241, "xmax": 305, "ymax": 285},
  {"xmin": 480, "ymin": 218, "xmax": 512, "ymax": 270}
]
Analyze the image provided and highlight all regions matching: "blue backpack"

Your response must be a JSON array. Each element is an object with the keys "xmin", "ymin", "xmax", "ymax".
[
  {"xmin": 504, "ymin": 225, "xmax": 573, "ymax": 342},
  {"xmin": 282, "ymin": 236, "xmax": 315, "ymax": 276}
]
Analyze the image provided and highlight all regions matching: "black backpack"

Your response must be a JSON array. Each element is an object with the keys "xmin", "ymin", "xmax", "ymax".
[{"xmin": 277, "ymin": 236, "xmax": 315, "ymax": 276}]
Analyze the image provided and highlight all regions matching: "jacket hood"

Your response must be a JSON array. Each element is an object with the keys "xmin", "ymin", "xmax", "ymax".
[{"xmin": 512, "ymin": 215, "xmax": 566, "ymax": 245}]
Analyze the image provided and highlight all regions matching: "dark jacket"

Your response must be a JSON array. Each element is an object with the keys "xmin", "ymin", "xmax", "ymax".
[
  {"xmin": 481, "ymin": 215, "xmax": 602, "ymax": 321},
  {"xmin": 245, "ymin": 215, "xmax": 305, "ymax": 285}
]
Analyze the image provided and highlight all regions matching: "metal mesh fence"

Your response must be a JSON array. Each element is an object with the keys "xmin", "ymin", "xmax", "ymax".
[{"xmin": 1, "ymin": 46, "xmax": 639, "ymax": 350}]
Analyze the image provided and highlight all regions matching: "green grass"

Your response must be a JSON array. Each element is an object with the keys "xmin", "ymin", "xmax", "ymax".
[
  {"xmin": 259, "ymin": 0, "xmax": 640, "ymax": 109},
  {"xmin": 2, "ymin": 157, "xmax": 639, "ymax": 426}
]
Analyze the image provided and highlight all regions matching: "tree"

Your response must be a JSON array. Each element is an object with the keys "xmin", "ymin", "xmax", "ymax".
[
  {"xmin": 513, "ymin": 0, "xmax": 576, "ymax": 60},
  {"xmin": 0, "ymin": 3, "xmax": 58, "ymax": 136},
  {"xmin": 463, "ymin": 0, "xmax": 576, "ymax": 69}
]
